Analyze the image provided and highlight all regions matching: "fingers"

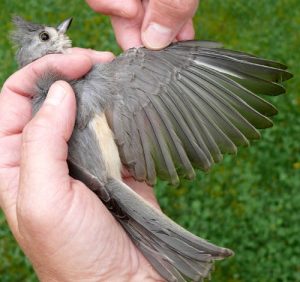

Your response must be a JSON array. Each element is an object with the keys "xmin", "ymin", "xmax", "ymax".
[
  {"xmin": 141, "ymin": 0, "xmax": 199, "ymax": 49},
  {"xmin": 3, "ymin": 54, "xmax": 93, "ymax": 101},
  {"xmin": 0, "ymin": 54, "xmax": 92, "ymax": 237},
  {"xmin": 86, "ymin": 0, "xmax": 139, "ymax": 18},
  {"xmin": 0, "ymin": 51, "xmax": 97, "ymax": 189},
  {"xmin": 176, "ymin": 19, "xmax": 195, "ymax": 41},
  {"xmin": 0, "ymin": 49, "xmax": 113, "ymax": 234},
  {"xmin": 110, "ymin": 4, "xmax": 144, "ymax": 50},
  {"xmin": 0, "ymin": 91, "xmax": 32, "ymax": 138},
  {"xmin": 17, "ymin": 81, "xmax": 76, "ymax": 232},
  {"xmin": 87, "ymin": 0, "xmax": 198, "ymax": 50},
  {"xmin": 67, "ymin": 48, "xmax": 115, "ymax": 63},
  {"xmin": 0, "ymin": 48, "xmax": 114, "ymax": 139},
  {"xmin": 86, "ymin": 0, "xmax": 144, "ymax": 49}
]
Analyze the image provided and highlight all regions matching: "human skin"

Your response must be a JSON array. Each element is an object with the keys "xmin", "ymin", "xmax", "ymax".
[
  {"xmin": 0, "ymin": 49, "xmax": 162, "ymax": 281},
  {"xmin": 86, "ymin": 0, "xmax": 199, "ymax": 50}
]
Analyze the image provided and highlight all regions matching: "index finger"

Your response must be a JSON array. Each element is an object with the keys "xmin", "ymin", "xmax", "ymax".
[
  {"xmin": 0, "ymin": 53, "xmax": 93, "ymax": 138},
  {"xmin": 141, "ymin": 0, "xmax": 198, "ymax": 49},
  {"xmin": 86, "ymin": 0, "xmax": 139, "ymax": 18}
]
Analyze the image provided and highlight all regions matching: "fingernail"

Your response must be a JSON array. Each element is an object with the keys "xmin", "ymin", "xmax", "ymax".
[
  {"xmin": 45, "ymin": 82, "xmax": 67, "ymax": 106},
  {"xmin": 142, "ymin": 23, "xmax": 173, "ymax": 50}
]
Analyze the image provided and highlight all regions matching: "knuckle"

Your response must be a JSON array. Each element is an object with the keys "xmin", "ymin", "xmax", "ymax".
[{"xmin": 22, "ymin": 116, "xmax": 51, "ymax": 145}]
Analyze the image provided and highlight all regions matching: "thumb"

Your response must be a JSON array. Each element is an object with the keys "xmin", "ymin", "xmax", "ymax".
[
  {"xmin": 18, "ymin": 81, "xmax": 76, "ymax": 231},
  {"xmin": 141, "ymin": 0, "xmax": 199, "ymax": 50}
]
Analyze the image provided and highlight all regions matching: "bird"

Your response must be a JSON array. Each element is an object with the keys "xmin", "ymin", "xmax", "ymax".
[{"xmin": 10, "ymin": 16, "xmax": 292, "ymax": 282}]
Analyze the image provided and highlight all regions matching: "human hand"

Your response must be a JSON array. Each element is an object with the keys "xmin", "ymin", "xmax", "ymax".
[
  {"xmin": 0, "ymin": 49, "xmax": 162, "ymax": 281},
  {"xmin": 86, "ymin": 0, "xmax": 199, "ymax": 50}
]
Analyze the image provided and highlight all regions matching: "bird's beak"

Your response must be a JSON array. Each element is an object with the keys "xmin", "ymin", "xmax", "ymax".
[{"xmin": 57, "ymin": 18, "xmax": 73, "ymax": 34}]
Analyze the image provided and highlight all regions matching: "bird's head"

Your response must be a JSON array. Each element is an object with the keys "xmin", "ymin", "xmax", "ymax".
[{"xmin": 11, "ymin": 16, "xmax": 73, "ymax": 68}]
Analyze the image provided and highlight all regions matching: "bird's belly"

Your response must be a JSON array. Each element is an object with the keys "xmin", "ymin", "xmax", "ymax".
[{"xmin": 90, "ymin": 113, "xmax": 122, "ymax": 180}]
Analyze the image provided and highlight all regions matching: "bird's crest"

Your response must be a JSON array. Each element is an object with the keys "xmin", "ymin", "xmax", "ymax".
[{"xmin": 10, "ymin": 16, "xmax": 44, "ymax": 46}]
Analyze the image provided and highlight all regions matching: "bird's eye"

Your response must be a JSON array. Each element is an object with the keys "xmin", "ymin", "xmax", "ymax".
[{"xmin": 39, "ymin": 31, "xmax": 50, "ymax": 41}]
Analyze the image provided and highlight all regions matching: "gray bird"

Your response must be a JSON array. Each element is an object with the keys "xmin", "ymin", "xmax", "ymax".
[{"xmin": 10, "ymin": 16, "xmax": 292, "ymax": 282}]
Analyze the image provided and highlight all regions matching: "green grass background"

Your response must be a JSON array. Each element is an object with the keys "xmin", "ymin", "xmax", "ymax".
[{"xmin": 0, "ymin": 0, "xmax": 299, "ymax": 281}]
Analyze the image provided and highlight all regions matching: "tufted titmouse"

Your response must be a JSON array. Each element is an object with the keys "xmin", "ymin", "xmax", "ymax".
[{"xmin": 10, "ymin": 16, "xmax": 292, "ymax": 282}]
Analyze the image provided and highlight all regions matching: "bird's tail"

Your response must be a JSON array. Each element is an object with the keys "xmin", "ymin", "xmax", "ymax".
[{"xmin": 105, "ymin": 178, "xmax": 233, "ymax": 282}]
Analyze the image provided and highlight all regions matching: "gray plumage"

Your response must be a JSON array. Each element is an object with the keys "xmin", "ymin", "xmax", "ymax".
[
  {"xmin": 10, "ymin": 16, "xmax": 292, "ymax": 282},
  {"xmin": 11, "ymin": 16, "xmax": 72, "ymax": 67}
]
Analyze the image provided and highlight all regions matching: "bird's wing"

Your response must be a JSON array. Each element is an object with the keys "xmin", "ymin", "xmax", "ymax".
[{"xmin": 99, "ymin": 40, "xmax": 292, "ymax": 185}]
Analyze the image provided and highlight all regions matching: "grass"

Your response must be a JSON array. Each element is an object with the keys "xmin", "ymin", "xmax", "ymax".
[{"xmin": 0, "ymin": 0, "xmax": 299, "ymax": 281}]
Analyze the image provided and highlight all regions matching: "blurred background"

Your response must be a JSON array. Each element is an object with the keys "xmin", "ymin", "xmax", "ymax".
[{"xmin": 0, "ymin": 0, "xmax": 299, "ymax": 281}]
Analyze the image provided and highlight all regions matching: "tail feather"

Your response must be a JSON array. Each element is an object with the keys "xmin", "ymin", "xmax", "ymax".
[
  {"xmin": 107, "ymin": 178, "xmax": 233, "ymax": 281},
  {"xmin": 121, "ymin": 214, "xmax": 212, "ymax": 281},
  {"xmin": 122, "ymin": 220, "xmax": 187, "ymax": 282},
  {"xmin": 67, "ymin": 158, "xmax": 232, "ymax": 281}
]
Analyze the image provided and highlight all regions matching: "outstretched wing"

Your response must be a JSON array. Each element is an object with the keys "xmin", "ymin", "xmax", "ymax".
[{"xmin": 102, "ymin": 41, "xmax": 292, "ymax": 185}]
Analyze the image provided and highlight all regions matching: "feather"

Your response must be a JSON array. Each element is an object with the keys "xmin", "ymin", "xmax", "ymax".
[
  {"xmin": 135, "ymin": 111, "xmax": 157, "ymax": 185},
  {"xmin": 182, "ymin": 69, "xmax": 261, "ymax": 139},
  {"xmin": 108, "ymin": 178, "xmax": 233, "ymax": 281},
  {"xmin": 193, "ymin": 51, "xmax": 292, "ymax": 82},
  {"xmin": 149, "ymin": 95, "xmax": 194, "ymax": 180},
  {"xmin": 143, "ymin": 106, "xmax": 179, "ymax": 185},
  {"xmin": 188, "ymin": 64, "xmax": 277, "ymax": 121}
]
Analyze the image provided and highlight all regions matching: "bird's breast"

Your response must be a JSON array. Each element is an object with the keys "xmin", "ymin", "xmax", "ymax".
[{"xmin": 90, "ymin": 113, "xmax": 122, "ymax": 180}]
